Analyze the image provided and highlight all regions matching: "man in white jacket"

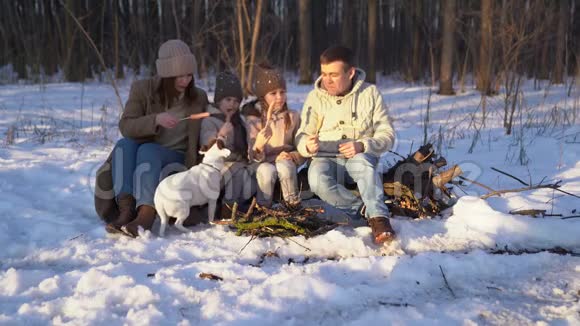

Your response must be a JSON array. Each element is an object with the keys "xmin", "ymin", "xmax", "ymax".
[{"xmin": 295, "ymin": 46, "xmax": 396, "ymax": 245}]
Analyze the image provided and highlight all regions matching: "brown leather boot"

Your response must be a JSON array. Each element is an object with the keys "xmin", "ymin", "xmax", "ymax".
[
  {"xmin": 105, "ymin": 194, "xmax": 136, "ymax": 234},
  {"xmin": 368, "ymin": 216, "xmax": 396, "ymax": 245},
  {"xmin": 121, "ymin": 205, "xmax": 157, "ymax": 238}
]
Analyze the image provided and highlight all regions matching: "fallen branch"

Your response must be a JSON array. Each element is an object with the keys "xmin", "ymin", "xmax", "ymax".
[
  {"xmin": 458, "ymin": 176, "xmax": 497, "ymax": 193},
  {"xmin": 509, "ymin": 209, "xmax": 547, "ymax": 218},
  {"xmin": 481, "ymin": 183, "xmax": 569, "ymax": 199},
  {"xmin": 489, "ymin": 246, "xmax": 578, "ymax": 256},
  {"xmin": 480, "ymin": 181, "xmax": 580, "ymax": 199},
  {"xmin": 561, "ymin": 215, "xmax": 580, "ymax": 220},
  {"xmin": 490, "ymin": 167, "xmax": 580, "ymax": 199},
  {"xmin": 378, "ymin": 301, "xmax": 414, "ymax": 307}
]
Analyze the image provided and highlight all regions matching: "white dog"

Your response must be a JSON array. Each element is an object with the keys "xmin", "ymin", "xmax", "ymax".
[{"xmin": 154, "ymin": 139, "xmax": 230, "ymax": 237}]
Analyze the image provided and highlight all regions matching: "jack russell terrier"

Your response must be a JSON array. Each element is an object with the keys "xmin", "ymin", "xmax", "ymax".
[{"xmin": 154, "ymin": 139, "xmax": 230, "ymax": 237}]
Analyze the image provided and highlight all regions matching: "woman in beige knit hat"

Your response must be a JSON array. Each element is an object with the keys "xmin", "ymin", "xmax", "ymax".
[
  {"xmin": 94, "ymin": 39, "xmax": 209, "ymax": 237},
  {"xmin": 241, "ymin": 64, "xmax": 305, "ymax": 208}
]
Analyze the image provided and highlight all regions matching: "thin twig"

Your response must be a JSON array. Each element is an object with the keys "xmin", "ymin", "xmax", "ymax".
[
  {"xmin": 439, "ymin": 265, "xmax": 456, "ymax": 298},
  {"xmin": 491, "ymin": 167, "xmax": 528, "ymax": 186},
  {"xmin": 378, "ymin": 301, "xmax": 414, "ymax": 307},
  {"xmin": 388, "ymin": 150, "xmax": 407, "ymax": 160},
  {"xmin": 256, "ymin": 205, "xmax": 293, "ymax": 217},
  {"xmin": 553, "ymin": 188, "xmax": 580, "ymax": 199},
  {"xmin": 244, "ymin": 197, "xmax": 257, "ymax": 220},
  {"xmin": 238, "ymin": 234, "xmax": 256, "ymax": 254},
  {"xmin": 284, "ymin": 237, "xmax": 311, "ymax": 252},
  {"xmin": 561, "ymin": 215, "xmax": 580, "ymax": 220},
  {"xmin": 67, "ymin": 233, "xmax": 84, "ymax": 241}
]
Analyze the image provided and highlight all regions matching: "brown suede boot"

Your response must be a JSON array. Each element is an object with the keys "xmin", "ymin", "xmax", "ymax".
[
  {"xmin": 121, "ymin": 205, "xmax": 157, "ymax": 238},
  {"xmin": 368, "ymin": 216, "xmax": 396, "ymax": 245},
  {"xmin": 105, "ymin": 194, "xmax": 136, "ymax": 234}
]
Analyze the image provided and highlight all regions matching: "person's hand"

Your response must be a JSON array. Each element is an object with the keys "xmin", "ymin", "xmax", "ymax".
[
  {"xmin": 275, "ymin": 151, "xmax": 292, "ymax": 162},
  {"xmin": 253, "ymin": 128, "xmax": 272, "ymax": 152},
  {"xmin": 218, "ymin": 122, "xmax": 234, "ymax": 139},
  {"xmin": 306, "ymin": 134, "xmax": 320, "ymax": 154},
  {"xmin": 338, "ymin": 141, "xmax": 364, "ymax": 158},
  {"xmin": 155, "ymin": 112, "xmax": 179, "ymax": 129}
]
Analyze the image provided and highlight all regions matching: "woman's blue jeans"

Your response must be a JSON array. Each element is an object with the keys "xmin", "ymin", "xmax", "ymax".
[{"xmin": 111, "ymin": 138, "xmax": 185, "ymax": 208}]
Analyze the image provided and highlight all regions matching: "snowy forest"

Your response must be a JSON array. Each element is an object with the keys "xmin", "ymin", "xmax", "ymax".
[
  {"xmin": 1, "ymin": 0, "xmax": 578, "ymax": 89},
  {"xmin": 0, "ymin": 0, "xmax": 579, "ymax": 325}
]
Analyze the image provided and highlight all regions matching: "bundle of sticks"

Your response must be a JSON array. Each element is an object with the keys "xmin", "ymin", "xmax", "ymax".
[{"xmin": 228, "ymin": 199, "xmax": 338, "ymax": 238}]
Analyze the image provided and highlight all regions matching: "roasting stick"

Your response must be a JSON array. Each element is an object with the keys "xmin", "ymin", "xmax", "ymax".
[{"xmin": 315, "ymin": 116, "xmax": 324, "ymax": 135}]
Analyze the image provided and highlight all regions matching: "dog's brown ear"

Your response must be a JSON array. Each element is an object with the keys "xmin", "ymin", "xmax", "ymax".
[
  {"xmin": 216, "ymin": 138, "xmax": 225, "ymax": 149},
  {"xmin": 203, "ymin": 138, "xmax": 217, "ymax": 151},
  {"xmin": 200, "ymin": 144, "xmax": 209, "ymax": 152}
]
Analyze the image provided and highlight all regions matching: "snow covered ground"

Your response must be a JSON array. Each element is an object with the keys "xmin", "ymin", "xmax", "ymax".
[{"xmin": 0, "ymin": 75, "xmax": 579, "ymax": 325}]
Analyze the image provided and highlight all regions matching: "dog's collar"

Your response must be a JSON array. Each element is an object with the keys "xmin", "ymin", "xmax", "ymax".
[{"xmin": 200, "ymin": 162, "xmax": 221, "ymax": 173}]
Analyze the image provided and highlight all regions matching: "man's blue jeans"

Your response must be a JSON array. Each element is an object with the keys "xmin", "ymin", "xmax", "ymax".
[
  {"xmin": 308, "ymin": 153, "xmax": 389, "ymax": 219},
  {"xmin": 111, "ymin": 138, "xmax": 186, "ymax": 208}
]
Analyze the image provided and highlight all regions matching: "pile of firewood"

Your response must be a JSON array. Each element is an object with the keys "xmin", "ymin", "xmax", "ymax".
[
  {"xmin": 228, "ymin": 199, "xmax": 338, "ymax": 238},
  {"xmin": 382, "ymin": 143, "xmax": 460, "ymax": 219}
]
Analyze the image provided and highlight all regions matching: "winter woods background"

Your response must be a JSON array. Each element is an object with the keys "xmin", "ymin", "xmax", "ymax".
[
  {"xmin": 1, "ymin": 0, "xmax": 578, "ymax": 92},
  {"xmin": 2, "ymin": 1, "xmax": 580, "ymax": 324}
]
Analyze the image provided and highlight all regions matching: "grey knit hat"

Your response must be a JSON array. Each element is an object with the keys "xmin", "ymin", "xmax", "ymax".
[
  {"xmin": 252, "ymin": 64, "xmax": 286, "ymax": 98},
  {"xmin": 156, "ymin": 39, "xmax": 197, "ymax": 78},
  {"xmin": 214, "ymin": 71, "xmax": 243, "ymax": 104}
]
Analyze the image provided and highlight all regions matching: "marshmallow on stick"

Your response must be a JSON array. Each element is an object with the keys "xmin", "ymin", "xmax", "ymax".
[{"xmin": 180, "ymin": 112, "xmax": 211, "ymax": 121}]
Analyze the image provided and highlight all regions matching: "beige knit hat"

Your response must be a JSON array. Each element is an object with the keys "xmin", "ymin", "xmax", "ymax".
[
  {"xmin": 252, "ymin": 64, "xmax": 286, "ymax": 98},
  {"xmin": 156, "ymin": 40, "xmax": 197, "ymax": 78}
]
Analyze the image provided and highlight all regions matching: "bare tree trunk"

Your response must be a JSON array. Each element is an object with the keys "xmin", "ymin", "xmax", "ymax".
[
  {"xmin": 476, "ymin": 0, "xmax": 493, "ymax": 94},
  {"xmin": 192, "ymin": 0, "xmax": 205, "ymax": 79},
  {"xmin": 411, "ymin": 0, "xmax": 422, "ymax": 82},
  {"xmin": 341, "ymin": 0, "xmax": 353, "ymax": 49},
  {"xmin": 298, "ymin": 0, "xmax": 312, "ymax": 84},
  {"xmin": 539, "ymin": 16, "xmax": 551, "ymax": 80},
  {"xmin": 236, "ymin": 0, "xmax": 247, "ymax": 92},
  {"xmin": 439, "ymin": 0, "xmax": 456, "ymax": 95},
  {"xmin": 113, "ymin": 0, "xmax": 124, "ymax": 79},
  {"xmin": 553, "ymin": 0, "xmax": 570, "ymax": 84},
  {"xmin": 63, "ymin": 0, "xmax": 85, "ymax": 81},
  {"xmin": 172, "ymin": 0, "xmax": 182, "ymax": 40},
  {"xmin": 246, "ymin": 0, "xmax": 264, "ymax": 93},
  {"xmin": 367, "ymin": 0, "xmax": 377, "ymax": 83}
]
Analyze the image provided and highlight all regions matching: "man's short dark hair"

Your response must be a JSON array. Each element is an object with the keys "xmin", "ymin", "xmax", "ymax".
[{"xmin": 320, "ymin": 45, "xmax": 354, "ymax": 69}]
